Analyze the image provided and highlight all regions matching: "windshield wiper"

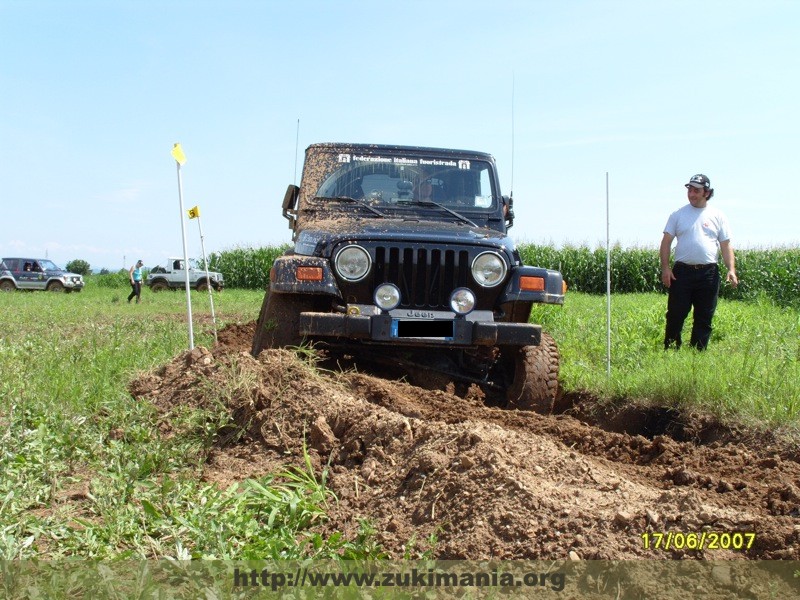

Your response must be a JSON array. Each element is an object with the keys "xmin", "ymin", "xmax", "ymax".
[
  {"xmin": 401, "ymin": 199, "xmax": 478, "ymax": 227},
  {"xmin": 315, "ymin": 196, "xmax": 388, "ymax": 218}
]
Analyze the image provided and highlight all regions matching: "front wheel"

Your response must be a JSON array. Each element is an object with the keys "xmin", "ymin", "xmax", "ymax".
[
  {"xmin": 505, "ymin": 333, "xmax": 560, "ymax": 413},
  {"xmin": 251, "ymin": 290, "xmax": 320, "ymax": 355},
  {"xmin": 47, "ymin": 281, "xmax": 65, "ymax": 292}
]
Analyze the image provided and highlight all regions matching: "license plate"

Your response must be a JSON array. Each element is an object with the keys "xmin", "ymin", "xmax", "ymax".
[{"xmin": 392, "ymin": 319, "xmax": 454, "ymax": 339}]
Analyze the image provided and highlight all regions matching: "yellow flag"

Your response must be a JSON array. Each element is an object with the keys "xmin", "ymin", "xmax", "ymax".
[
  {"xmin": 171, "ymin": 143, "xmax": 186, "ymax": 165},
  {"xmin": 187, "ymin": 205, "xmax": 200, "ymax": 219}
]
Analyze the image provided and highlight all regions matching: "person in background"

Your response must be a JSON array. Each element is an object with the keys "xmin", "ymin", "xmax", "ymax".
[
  {"xmin": 660, "ymin": 174, "xmax": 738, "ymax": 350},
  {"xmin": 128, "ymin": 259, "xmax": 144, "ymax": 304}
]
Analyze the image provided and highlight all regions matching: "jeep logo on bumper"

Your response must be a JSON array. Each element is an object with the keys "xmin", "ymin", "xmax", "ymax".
[{"xmin": 404, "ymin": 310, "xmax": 436, "ymax": 319}]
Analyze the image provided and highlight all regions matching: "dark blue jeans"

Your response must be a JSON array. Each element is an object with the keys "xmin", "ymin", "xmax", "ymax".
[
  {"xmin": 127, "ymin": 281, "xmax": 142, "ymax": 303},
  {"xmin": 664, "ymin": 263, "xmax": 720, "ymax": 350}
]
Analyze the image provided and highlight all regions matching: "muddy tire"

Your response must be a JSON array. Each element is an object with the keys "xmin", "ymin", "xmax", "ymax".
[
  {"xmin": 150, "ymin": 280, "xmax": 168, "ymax": 292},
  {"xmin": 47, "ymin": 281, "xmax": 65, "ymax": 292},
  {"xmin": 506, "ymin": 333, "xmax": 559, "ymax": 414},
  {"xmin": 0, "ymin": 280, "xmax": 16, "ymax": 292},
  {"xmin": 196, "ymin": 281, "xmax": 209, "ymax": 292},
  {"xmin": 251, "ymin": 290, "xmax": 317, "ymax": 355}
]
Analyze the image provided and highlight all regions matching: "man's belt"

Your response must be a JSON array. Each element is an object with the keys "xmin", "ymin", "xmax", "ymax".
[{"xmin": 674, "ymin": 262, "xmax": 717, "ymax": 270}]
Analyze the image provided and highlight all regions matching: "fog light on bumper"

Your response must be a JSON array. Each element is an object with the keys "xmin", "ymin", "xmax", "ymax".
[
  {"xmin": 374, "ymin": 283, "xmax": 401, "ymax": 311},
  {"xmin": 449, "ymin": 287, "xmax": 476, "ymax": 315}
]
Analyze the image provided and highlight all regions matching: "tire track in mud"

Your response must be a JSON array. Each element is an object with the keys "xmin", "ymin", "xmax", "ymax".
[{"xmin": 131, "ymin": 322, "xmax": 800, "ymax": 561}]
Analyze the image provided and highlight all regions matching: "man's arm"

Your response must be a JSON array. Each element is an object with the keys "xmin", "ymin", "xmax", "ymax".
[
  {"xmin": 660, "ymin": 233, "xmax": 675, "ymax": 288},
  {"xmin": 720, "ymin": 239, "xmax": 738, "ymax": 287}
]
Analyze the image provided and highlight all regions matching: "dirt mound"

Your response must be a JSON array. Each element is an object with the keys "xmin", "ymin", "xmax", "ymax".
[{"xmin": 129, "ymin": 323, "xmax": 800, "ymax": 561}]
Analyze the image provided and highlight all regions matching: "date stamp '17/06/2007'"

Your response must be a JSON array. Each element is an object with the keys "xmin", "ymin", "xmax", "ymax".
[{"xmin": 641, "ymin": 531, "xmax": 756, "ymax": 552}]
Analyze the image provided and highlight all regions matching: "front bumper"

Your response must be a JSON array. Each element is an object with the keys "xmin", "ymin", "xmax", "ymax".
[{"xmin": 299, "ymin": 312, "xmax": 540, "ymax": 347}]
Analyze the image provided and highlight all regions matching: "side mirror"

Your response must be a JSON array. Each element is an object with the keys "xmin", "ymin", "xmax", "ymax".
[
  {"xmin": 502, "ymin": 195, "xmax": 515, "ymax": 229},
  {"xmin": 282, "ymin": 184, "xmax": 300, "ymax": 231}
]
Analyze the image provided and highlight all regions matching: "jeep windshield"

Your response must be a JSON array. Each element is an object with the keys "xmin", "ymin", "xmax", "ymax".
[
  {"xmin": 308, "ymin": 149, "xmax": 498, "ymax": 215},
  {"xmin": 313, "ymin": 195, "xmax": 388, "ymax": 218}
]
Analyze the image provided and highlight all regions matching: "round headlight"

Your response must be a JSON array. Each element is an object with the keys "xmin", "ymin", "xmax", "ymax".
[
  {"xmin": 471, "ymin": 251, "xmax": 507, "ymax": 287},
  {"xmin": 450, "ymin": 287, "xmax": 476, "ymax": 315},
  {"xmin": 374, "ymin": 283, "xmax": 401, "ymax": 311},
  {"xmin": 334, "ymin": 245, "xmax": 371, "ymax": 282}
]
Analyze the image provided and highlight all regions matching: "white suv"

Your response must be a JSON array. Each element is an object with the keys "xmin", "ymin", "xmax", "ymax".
[{"xmin": 145, "ymin": 257, "xmax": 224, "ymax": 292}]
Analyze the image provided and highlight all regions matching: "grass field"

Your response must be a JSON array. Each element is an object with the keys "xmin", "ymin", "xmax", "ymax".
[
  {"xmin": 0, "ymin": 283, "xmax": 798, "ymax": 559},
  {"xmin": 532, "ymin": 293, "xmax": 800, "ymax": 426}
]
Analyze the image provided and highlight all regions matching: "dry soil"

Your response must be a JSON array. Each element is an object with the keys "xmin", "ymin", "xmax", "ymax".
[{"xmin": 129, "ymin": 322, "xmax": 800, "ymax": 563}]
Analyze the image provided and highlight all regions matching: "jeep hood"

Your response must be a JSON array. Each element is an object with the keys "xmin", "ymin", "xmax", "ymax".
[{"xmin": 294, "ymin": 218, "xmax": 515, "ymax": 257}]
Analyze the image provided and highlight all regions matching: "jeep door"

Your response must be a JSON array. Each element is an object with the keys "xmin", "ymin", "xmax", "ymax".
[{"xmin": 16, "ymin": 260, "xmax": 44, "ymax": 290}]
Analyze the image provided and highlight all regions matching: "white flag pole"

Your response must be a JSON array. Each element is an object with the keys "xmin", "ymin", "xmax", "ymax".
[
  {"xmin": 196, "ymin": 214, "xmax": 218, "ymax": 343},
  {"xmin": 605, "ymin": 172, "xmax": 611, "ymax": 378},
  {"xmin": 172, "ymin": 143, "xmax": 194, "ymax": 350}
]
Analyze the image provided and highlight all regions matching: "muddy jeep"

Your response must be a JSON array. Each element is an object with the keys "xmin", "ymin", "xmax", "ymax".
[{"xmin": 252, "ymin": 143, "xmax": 565, "ymax": 412}]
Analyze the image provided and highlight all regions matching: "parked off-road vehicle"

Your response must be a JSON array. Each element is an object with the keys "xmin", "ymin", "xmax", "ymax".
[
  {"xmin": 252, "ymin": 143, "xmax": 565, "ymax": 412},
  {"xmin": 0, "ymin": 257, "xmax": 85, "ymax": 292},
  {"xmin": 146, "ymin": 258, "xmax": 224, "ymax": 292}
]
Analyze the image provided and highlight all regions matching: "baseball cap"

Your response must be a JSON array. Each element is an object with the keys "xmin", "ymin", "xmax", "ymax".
[{"xmin": 685, "ymin": 174, "xmax": 710, "ymax": 190}]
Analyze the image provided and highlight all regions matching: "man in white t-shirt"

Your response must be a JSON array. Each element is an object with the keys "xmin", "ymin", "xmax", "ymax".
[{"xmin": 660, "ymin": 174, "xmax": 739, "ymax": 350}]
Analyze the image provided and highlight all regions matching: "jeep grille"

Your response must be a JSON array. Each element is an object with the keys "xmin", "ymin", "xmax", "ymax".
[{"xmin": 372, "ymin": 245, "xmax": 471, "ymax": 310}]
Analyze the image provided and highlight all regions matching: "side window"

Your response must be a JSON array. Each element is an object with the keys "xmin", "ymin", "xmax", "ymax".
[
  {"xmin": 475, "ymin": 168, "xmax": 493, "ymax": 208},
  {"xmin": 3, "ymin": 259, "xmax": 19, "ymax": 271}
]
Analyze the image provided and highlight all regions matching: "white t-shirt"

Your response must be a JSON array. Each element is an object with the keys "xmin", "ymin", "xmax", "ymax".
[{"xmin": 663, "ymin": 204, "xmax": 731, "ymax": 265}]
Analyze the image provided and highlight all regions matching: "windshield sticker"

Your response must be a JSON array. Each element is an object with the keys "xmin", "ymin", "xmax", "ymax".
[{"xmin": 343, "ymin": 155, "xmax": 462, "ymax": 168}]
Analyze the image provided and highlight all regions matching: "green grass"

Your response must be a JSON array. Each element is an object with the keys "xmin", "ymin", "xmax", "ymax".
[
  {"xmin": 0, "ymin": 285, "xmax": 386, "ymax": 560},
  {"xmin": 1, "ymin": 281, "xmax": 798, "ymax": 560},
  {"xmin": 532, "ymin": 292, "xmax": 800, "ymax": 427}
]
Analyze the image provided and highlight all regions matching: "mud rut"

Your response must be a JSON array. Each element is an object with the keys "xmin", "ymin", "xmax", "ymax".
[{"xmin": 129, "ymin": 322, "xmax": 800, "ymax": 563}]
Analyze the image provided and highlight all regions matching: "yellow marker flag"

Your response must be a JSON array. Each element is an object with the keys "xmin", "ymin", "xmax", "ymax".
[
  {"xmin": 171, "ymin": 143, "xmax": 186, "ymax": 165},
  {"xmin": 187, "ymin": 205, "xmax": 200, "ymax": 219}
]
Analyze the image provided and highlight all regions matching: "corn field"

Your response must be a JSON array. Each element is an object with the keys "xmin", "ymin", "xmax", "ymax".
[
  {"xmin": 202, "ymin": 244, "xmax": 798, "ymax": 307},
  {"xmin": 518, "ymin": 244, "xmax": 799, "ymax": 307},
  {"xmin": 208, "ymin": 245, "xmax": 290, "ymax": 290}
]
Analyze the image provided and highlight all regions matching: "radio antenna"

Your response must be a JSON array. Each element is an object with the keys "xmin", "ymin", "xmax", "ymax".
[
  {"xmin": 510, "ymin": 73, "xmax": 515, "ymax": 198},
  {"xmin": 293, "ymin": 118, "xmax": 300, "ymax": 185}
]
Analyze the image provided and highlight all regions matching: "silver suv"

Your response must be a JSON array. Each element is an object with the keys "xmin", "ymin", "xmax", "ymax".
[{"xmin": 0, "ymin": 258, "xmax": 85, "ymax": 292}]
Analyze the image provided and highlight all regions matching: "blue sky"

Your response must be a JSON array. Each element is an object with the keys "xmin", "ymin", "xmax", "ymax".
[{"xmin": 1, "ymin": 0, "xmax": 798, "ymax": 271}]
